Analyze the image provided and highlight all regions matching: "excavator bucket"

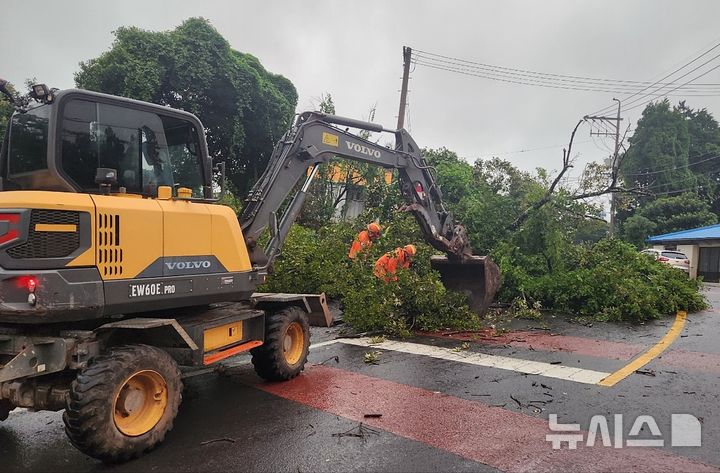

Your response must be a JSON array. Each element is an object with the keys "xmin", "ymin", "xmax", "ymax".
[{"xmin": 430, "ymin": 255, "xmax": 501, "ymax": 315}]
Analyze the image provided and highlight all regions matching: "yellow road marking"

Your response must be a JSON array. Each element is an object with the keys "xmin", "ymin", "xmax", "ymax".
[{"xmin": 598, "ymin": 311, "xmax": 687, "ymax": 387}]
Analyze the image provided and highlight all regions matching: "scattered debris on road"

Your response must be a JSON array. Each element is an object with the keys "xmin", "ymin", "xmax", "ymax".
[
  {"xmin": 451, "ymin": 342, "xmax": 470, "ymax": 352},
  {"xmin": 332, "ymin": 423, "xmax": 380, "ymax": 441},
  {"xmin": 318, "ymin": 355, "xmax": 340, "ymax": 365},
  {"xmin": 369, "ymin": 335, "xmax": 386, "ymax": 345},
  {"xmin": 364, "ymin": 351, "xmax": 381, "ymax": 364},
  {"xmin": 200, "ymin": 438, "xmax": 236, "ymax": 446},
  {"xmin": 635, "ymin": 369, "xmax": 657, "ymax": 377}
]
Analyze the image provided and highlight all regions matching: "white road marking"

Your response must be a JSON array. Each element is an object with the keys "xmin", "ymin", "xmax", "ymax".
[
  {"xmin": 187, "ymin": 337, "xmax": 608, "ymax": 385},
  {"xmin": 336, "ymin": 338, "xmax": 611, "ymax": 385},
  {"xmin": 309, "ymin": 339, "xmax": 343, "ymax": 349}
]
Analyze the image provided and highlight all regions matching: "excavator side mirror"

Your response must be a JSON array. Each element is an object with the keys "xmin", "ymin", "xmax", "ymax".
[
  {"xmin": 95, "ymin": 168, "xmax": 117, "ymax": 195},
  {"xmin": 212, "ymin": 161, "xmax": 226, "ymax": 199}
]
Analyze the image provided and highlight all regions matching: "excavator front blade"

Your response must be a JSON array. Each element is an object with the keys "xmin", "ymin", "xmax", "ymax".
[{"xmin": 430, "ymin": 255, "xmax": 501, "ymax": 315}]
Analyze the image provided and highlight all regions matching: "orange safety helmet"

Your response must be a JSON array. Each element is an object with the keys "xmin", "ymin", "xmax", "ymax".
[
  {"xmin": 403, "ymin": 244, "xmax": 417, "ymax": 256},
  {"xmin": 367, "ymin": 222, "xmax": 382, "ymax": 235}
]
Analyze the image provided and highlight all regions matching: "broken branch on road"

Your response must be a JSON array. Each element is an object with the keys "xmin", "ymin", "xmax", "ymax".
[
  {"xmin": 200, "ymin": 437, "xmax": 236, "ymax": 446},
  {"xmin": 332, "ymin": 423, "xmax": 381, "ymax": 442}
]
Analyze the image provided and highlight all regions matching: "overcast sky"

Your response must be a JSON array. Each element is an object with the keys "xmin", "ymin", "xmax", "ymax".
[{"xmin": 2, "ymin": 0, "xmax": 720, "ymax": 185}]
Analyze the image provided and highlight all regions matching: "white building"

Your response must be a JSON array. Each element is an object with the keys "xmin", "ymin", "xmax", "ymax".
[{"xmin": 647, "ymin": 224, "xmax": 720, "ymax": 281}]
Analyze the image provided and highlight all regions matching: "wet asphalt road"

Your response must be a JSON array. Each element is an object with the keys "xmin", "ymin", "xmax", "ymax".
[{"xmin": 2, "ymin": 287, "xmax": 720, "ymax": 472}]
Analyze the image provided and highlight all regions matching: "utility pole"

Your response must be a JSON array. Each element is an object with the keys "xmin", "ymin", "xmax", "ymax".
[
  {"xmin": 397, "ymin": 46, "xmax": 412, "ymax": 130},
  {"xmin": 610, "ymin": 98, "xmax": 622, "ymax": 238},
  {"xmin": 584, "ymin": 98, "xmax": 623, "ymax": 237}
]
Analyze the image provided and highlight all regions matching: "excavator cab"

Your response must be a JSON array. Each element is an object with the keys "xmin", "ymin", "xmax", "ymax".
[{"xmin": 1, "ymin": 88, "xmax": 212, "ymax": 199}]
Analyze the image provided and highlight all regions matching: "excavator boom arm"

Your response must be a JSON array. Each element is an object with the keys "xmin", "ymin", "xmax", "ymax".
[{"xmin": 239, "ymin": 112, "xmax": 471, "ymax": 267}]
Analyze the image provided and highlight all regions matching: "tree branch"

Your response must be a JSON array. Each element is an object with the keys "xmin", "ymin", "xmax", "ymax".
[
  {"xmin": 555, "ymin": 203, "xmax": 607, "ymax": 223},
  {"xmin": 507, "ymin": 118, "xmax": 647, "ymax": 232},
  {"xmin": 507, "ymin": 119, "xmax": 584, "ymax": 231},
  {"xmin": 571, "ymin": 185, "xmax": 651, "ymax": 201}
]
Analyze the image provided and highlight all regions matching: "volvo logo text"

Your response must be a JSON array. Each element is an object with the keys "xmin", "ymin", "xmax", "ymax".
[
  {"xmin": 165, "ymin": 260, "xmax": 212, "ymax": 270},
  {"xmin": 345, "ymin": 141, "xmax": 381, "ymax": 158}
]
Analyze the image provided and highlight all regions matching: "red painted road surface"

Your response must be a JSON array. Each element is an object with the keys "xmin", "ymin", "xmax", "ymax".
[
  {"xmin": 421, "ymin": 330, "xmax": 645, "ymax": 359},
  {"xmin": 259, "ymin": 365, "xmax": 718, "ymax": 473},
  {"xmin": 421, "ymin": 330, "xmax": 720, "ymax": 373}
]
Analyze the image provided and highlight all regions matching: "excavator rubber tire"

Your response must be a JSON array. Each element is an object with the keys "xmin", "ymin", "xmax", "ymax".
[
  {"xmin": 63, "ymin": 345, "xmax": 182, "ymax": 463},
  {"xmin": 251, "ymin": 306, "xmax": 310, "ymax": 381}
]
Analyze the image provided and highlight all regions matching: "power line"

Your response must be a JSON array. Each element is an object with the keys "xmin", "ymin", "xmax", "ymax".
[
  {"xmin": 589, "ymin": 41, "xmax": 720, "ymax": 115},
  {"xmin": 589, "ymin": 41, "xmax": 720, "ymax": 116},
  {"xmin": 414, "ymin": 59, "xmax": 720, "ymax": 96},
  {"xmin": 627, "ymin": 171, "xmax": 720, "ymax": 194},
  {"xmin": 591, "ymin": 134, "xmax": 614, "ymax": 154},
  {"xmin": 651, "ymin": 185, "xmax": 715, "ymax": 196},
  {"xmin": 413, "ymin": 49, "xmax": 720, "ymax": 89},
  {"xmin": 479, "ymin": 139, "xmax": 592, "ymax": 156},
  {"xmin": 622, "ymin": 62, "xmax": 720, "ymax": 114},
  {"xmin": 587, "ymin": 118, "xmax": 617, "ymax": 137},
  {"xmin": 414, "ymin": 55, "xmax": 720, "ymax": 94},
  {"xmin": 623, "ymin": 153, "xmax": 720, "ymax": 177},
  {"xmin": 652, "ymin": 187, "xmax": 698, "ymax": 195},
  {"xmin": 642, "ymin": 178, "xmax": 708, "ymax": 192},
  {"xmin": 415, "ymin": 56, "xmax": 720, "ymax": 93}
]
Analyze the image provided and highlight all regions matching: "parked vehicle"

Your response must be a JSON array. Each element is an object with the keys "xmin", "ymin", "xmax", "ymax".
[{"xmin": 641, "ymin": 249, "xmax": 690, "ymax": 273}]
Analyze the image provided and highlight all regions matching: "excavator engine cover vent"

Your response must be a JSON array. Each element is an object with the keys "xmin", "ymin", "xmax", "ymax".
[
  {"xmin": 7, "ymin": 210, "xmax": 80, "ymax": 259},
  {"xmin": 98, "ymin": 213, "xmax": 123, "ymax": 277}
]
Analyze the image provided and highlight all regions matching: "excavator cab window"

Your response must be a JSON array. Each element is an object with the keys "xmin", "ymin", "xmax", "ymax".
[
  {"xmin": 160, "ymin": 115, "xmax": 204, "ymax": 197},
  {"xmin": 7, "ymin": 105, "xmax": 50, "ymax": 175},
  {"xmin": 59, "ymin": 98, "xmax": 205, "ymax": 197},
  {"xmin": 3, "ymin": 105, "xmax": 56, "ymax": 191}
]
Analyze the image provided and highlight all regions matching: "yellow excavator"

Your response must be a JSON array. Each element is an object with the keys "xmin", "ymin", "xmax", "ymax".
[{"xmin": 0, "ymin": 81, "xmax": 499, "ymax": 461}]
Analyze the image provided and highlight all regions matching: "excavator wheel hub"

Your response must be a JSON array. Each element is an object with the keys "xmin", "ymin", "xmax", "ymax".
[{"xmin": 113, "ymin": 370, "xmax": 168, "ymax": 437}]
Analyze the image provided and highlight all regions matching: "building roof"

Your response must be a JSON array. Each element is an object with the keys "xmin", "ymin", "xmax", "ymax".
[{"xmin": 647, "ymin": 223, "xmax": 720, "ymax": 243}]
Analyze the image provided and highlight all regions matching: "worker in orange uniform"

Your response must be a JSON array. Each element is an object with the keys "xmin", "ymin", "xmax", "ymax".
[
  {"xmin": 374, "ymin": 244, "xmax": 416, "ymax": 282},
  {"xmin": 348, "ymin": 222, "xmax": 382, "ymax": 260}
]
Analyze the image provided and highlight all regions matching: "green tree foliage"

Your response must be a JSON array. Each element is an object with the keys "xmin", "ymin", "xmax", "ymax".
[
  {"xmin": 680, "ymin": 102, "xmax": 720, "ymax": 163},
  {"xmin": 423, "ymin": 147, "xmax": 598, "ymax": 258},
  {"xmin": 639, "ymin": 192, "xmax": 717, "ymax": 235},
  {"xmin": 0, "ymin": 80, "xmax": 19, "ymax": 140},
  {"xmin": 620, "ymin": 192, "xmax": 716, "ymax": 247},
  {"xmin": 572, "ymin": 218, "xmax": 609, "ymax": 244},
  {"xmin": 498, "ymin": 239, "xmax": 706, "ymax": 322},
  {"xmin": 262, "ymin": 213, "xmax": 479, "ymax": 335},
  {"xmin": 620, "ymin": 193, "xmax": 716, "ymax": 247},
  {"xmin": 620, "ymin": 100, "xmax": 696, "ymax": 197},
  {"xmin": 0, "ymin": 95, "xmax": 13, "ymax": 141},
  {"xmin": 75, "ymin": 18, "xmax": 297, "ymax": 196},
  {"xmin": 678, "ymin": 102, "xmax": 720, "ymax": 213},
  {"xmin": 618, "ymin": 100, "xmax": 720, "ymax": 241},
  {"xmin": 264, "ymin": 141, "xmax": 704, "ymax": 327},
  {"xmin": 622, "ymin": 215, "xmax": 657, "ymax": 249},
  {"xmin": 423, "ymin": 148, "xmax": 535, "ymax": 253}
]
